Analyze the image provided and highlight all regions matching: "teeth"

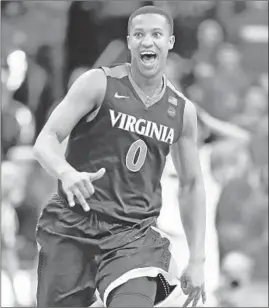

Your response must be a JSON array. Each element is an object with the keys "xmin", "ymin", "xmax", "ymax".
[{"xmin": 141, "ymin": 52, "xmax": 156, "ymax": 55}]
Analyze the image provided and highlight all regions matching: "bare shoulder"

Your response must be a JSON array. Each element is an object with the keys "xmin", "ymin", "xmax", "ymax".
[
  {"xmin": 181, "ymin": 97, "xmax": 198, "ymax": 138},
  {"xmin": 36, "ymin": 68, "xmax": 107, "ymax": 142},
  {"xmin": 76, "ymin": 68, "xmax": 107, "ymax": 86},
  {"xmin": 171, "ymin": 97, "xmax": 198, "ymax": 154},
  {"xmin": 68, "ymin": 68, "xmax": 107, "ymax": 105},
  {"xmin": 183, "ymin": 98, "xmax": 197, "ymax": 122}
]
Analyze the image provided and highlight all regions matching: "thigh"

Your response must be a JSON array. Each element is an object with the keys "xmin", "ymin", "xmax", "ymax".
[
  {"xmin": 36, "ymin": 197, "xmax": 98, "ymax": 307},
  {"xmin": 97, "ymin": 226, "xmax": 171, "ymax": 303},
  {"xmin": 107, "ymin": 277, "xmax": 157, "ymax": 307},
  {"xmin": 37, "ymin": 233, "xmax": 97, "ymax": 307}
]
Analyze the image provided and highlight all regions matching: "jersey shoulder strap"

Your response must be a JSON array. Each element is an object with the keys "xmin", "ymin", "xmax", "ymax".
[
  {"xmin": 101, "ymin": 63, "xmax": 129, "ymax": 79},
  {"xmin": 166, "ymin": 79, "xmax": 190, "ymax": 104}
]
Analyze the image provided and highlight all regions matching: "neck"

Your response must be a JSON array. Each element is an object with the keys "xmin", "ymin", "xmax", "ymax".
[{"xmin": 130, "ymin": 64, "xmax": 164, "ymax": 97}]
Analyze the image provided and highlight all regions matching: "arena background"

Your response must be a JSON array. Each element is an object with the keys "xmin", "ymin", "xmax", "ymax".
[{"xmin": 1, "ymin": 1, "xmax": 268, "ymax": 306}]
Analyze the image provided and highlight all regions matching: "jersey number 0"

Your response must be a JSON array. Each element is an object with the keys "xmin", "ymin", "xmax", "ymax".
[{"xmin": 126, "ymin": 139, "xmax": 147, "ymax": 172}]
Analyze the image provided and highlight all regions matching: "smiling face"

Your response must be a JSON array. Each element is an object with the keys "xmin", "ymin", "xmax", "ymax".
[{"xmin": 127, "ymin": 13, "xmax": 175, "ymax": 78}]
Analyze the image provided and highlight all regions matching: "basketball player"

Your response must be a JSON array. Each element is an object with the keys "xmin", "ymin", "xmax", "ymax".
[{"xmin": 34, "ymin": 6, "xmax": 206, "ymax": 307}]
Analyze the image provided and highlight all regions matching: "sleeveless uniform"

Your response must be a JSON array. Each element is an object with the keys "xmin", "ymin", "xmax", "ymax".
[{"xmin": 36, "ymin": 63, "xmax": 187, "ymax": 307}]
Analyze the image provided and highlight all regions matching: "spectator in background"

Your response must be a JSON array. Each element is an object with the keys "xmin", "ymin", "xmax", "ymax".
[
  {"xmin": 1, "ymin": 64, "xmax": 35, "ymax": 158},
  {"xmin": 216, "ymin": 251, "xmax": 254, "ymax": 307},
  {"xmin": 2, "ymin": 65, "xmax": 20, "ymax": 156},
  {"xmin": 29, "ymin": 44, "xmax": 54, "ymax": 139},
  {"xmin": 216, "ymin": 1, "xmax": 268, "ymax": 44},
  {"xmin": 215, "ymin": 162, "xmax": 268, "ymax": 305},
  {"xmin": 5, "ymin": 146, "xmax": 36, "ymax": 245},
  {"xmin": 186, "ymin": 19, "xmax": 225, "ymax": 104},
  {"xmin": 194, "ymin": 19, "xmax": 225, "ymax": 70},
  {"xmin": 190, "ymin": 43, "xmax": 250, "ymax": 121},
  {"xmin": 10, "ymin": 50, "xmax": 29, "ymax": 107},
  {"xmin": 64, "ymin": 1, "xmax": 104, "ymax": 88},
  {"xmin": 245, "ymin": 118, "xmax": 268, "ymax": 281},
  {"xmin": 167, "ymin": 1, "xmax": 218, "ymax": 59},
  {"xmin": 1, "ymin": 161, "xmax": 21, "ymax": 306},
  {"xmin": 216, "ymin": 1, "xmax": 268, "ymax": 77},
  {"xmin": 2, "ymin": 156, "xmax": 38, "ymax": 307},
  {"xmin": 5, "ymin": 146, "xmax": 56, "ymax": 265},
  {"xmin": 165, "ymin": 52, "xmax": 191, "ymax": 92},
  {"xmin": 210, "ymin": 137, "xmax": 268, "ymax": 284},
  {"xmin": 210, "ymin": 141, "xmax": 252, "ymax": 264},
  {"xmin": 231, "ymin": 85, "xmax": 268, "ymax": 133},
  {"xmin": 248, "ymin": 115, "xmax": 268, "ymax": 172},
  {"xmin": 242, "ymin": 162, "xmax": 268, "ymax": 281}
]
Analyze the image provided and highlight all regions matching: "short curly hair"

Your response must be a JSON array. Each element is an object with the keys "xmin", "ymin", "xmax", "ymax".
[{"xmin": 128, "ymin": 5, "xmax": 174, "ymax": 35}]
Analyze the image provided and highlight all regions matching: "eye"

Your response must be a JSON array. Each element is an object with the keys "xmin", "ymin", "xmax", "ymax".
[
  {"xmin": 153, "ymin": 32, "xmax": 163, "ymax": 38},
  {"xmin": 134, "ymin": 32, "xmax": 143, "ymax": 38}
]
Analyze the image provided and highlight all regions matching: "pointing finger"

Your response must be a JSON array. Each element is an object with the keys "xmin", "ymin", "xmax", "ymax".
[
  {"xmin": 73, "ymin": 188, "xmax": 90, "ymax": 211},
  {"xmin": 66, "ymin": 190, "xmax": 75, "ymax": 207},
  {"xmin": 83, "ymin": 179, "xmax": 95, "ymax": 196},
  {"xmin": 77, "ymin": 181, "xmax": 90, "ymax": 199}
]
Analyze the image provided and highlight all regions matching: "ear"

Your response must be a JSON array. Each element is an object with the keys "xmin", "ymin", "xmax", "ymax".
[
  {"xmin": 127, "ymin": 35, "xmax": 131, "ymax": 50},
  {"xmin": 168, "ymin": 35, "xmax": 175, "ymax": 51}
]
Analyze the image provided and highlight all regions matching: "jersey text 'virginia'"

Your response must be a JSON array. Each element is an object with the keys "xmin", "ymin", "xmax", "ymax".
[{"xmin": 109, "ymin": 109, "xmax": 175, "ymax": 144}]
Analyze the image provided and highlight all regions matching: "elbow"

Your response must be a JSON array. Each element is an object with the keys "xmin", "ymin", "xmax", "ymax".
[
  {"xmin": 33, "ymin": 138, "xmax": 42, "ymax": 161},
  {"xmin": 179, "ymin": 175, "xmax": 204, "ymax": 195},
  {"xmin": 179, "ymin": 176, "xmax": 196, "ymax": 192},
  {"xmin": 33, "ymin": 132, "xmax": 46, "ymax": 160}
]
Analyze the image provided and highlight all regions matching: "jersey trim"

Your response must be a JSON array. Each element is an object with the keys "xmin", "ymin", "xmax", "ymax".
[
  {"xmin": 128, "ymin": 73, "xmax": 167, "ymax": 107},
  {"xmin": 101, "ymin": 63, "xmax": 129, "ymax": 79},
  {"xmin": 166, "ymin": 80, "xmax": 192, "ymax": 143},
  {"xmin": 166, "ymin": 79, "xmax": 190, "ymax": 103}
]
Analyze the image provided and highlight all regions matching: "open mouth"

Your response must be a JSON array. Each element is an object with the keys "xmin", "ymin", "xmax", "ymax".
[{"xmin": 140, "ymin": 51, "xmax": 157, "ymax": 65}]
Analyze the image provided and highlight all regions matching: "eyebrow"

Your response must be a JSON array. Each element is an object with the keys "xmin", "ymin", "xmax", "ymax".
[{"xmin": 132, "ymin": 27, "xmax": 165, "ymax": 32}]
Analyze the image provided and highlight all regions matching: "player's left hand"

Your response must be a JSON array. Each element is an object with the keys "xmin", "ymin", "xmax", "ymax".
[{"xmin": 180, "ymin": 261, "xmax": 206, "ymax": 307}]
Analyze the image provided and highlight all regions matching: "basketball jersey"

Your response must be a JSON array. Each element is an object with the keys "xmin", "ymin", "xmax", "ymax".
[{"xmin": 58, "ymin": 63, "xmax": 186, "ymax": 224}]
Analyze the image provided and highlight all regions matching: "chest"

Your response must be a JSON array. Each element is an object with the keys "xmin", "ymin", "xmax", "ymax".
[{"xmin": 102, "ymin": 79, "xmax": 180, "ymax": 145}]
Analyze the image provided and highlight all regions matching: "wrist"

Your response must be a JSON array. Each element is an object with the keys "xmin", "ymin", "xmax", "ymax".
[
  {"xmin": 58, "ymin": 167, "xmax": 77, "ymax": 181},
  {"xmin": 189, "ymin": 256, "xmax": 206, "ymax": 265}
]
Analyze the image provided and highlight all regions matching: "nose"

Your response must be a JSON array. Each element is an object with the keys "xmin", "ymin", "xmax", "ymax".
[{"xmin": 141, "ymin": 34, "xmax": 154, "ymax": 47}]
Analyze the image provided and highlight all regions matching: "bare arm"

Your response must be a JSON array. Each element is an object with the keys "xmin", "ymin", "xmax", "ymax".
[
  {"xmin": 196, "ymin": 105, "xmax": 251, "ymax": 143},
  {"xmin": 171, "ymin": 100, "xmax": 206, "ymax": 263},
  {"xmin": 33, "ymin": 69, "xmax": 107, "ymax": 179}
]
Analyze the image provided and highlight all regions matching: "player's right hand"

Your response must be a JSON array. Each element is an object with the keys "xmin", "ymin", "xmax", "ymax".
[{"xmin": 60, "ymin": 168, "xmax": 106, "ymax": 211}]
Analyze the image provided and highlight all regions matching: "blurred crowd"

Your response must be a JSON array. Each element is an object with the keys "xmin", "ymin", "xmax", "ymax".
[{"xmin": 1, "ymin": 1, "xmax": 268, "ymax": 307}]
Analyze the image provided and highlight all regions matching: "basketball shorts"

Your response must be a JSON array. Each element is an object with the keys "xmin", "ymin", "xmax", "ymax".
[{"xmin": 36, "ymin": 194, "xmax": 181, "ymax": 307}]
